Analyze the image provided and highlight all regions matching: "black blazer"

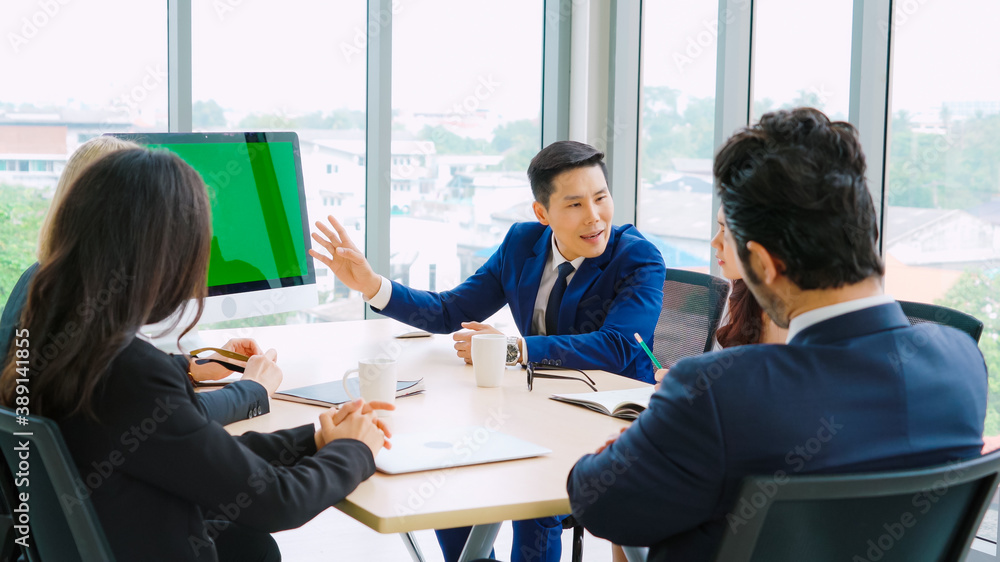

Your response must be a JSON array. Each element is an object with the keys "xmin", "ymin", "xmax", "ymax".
[
  {"xmin": 0, "ymin": 262, "xmax": 267, "ymax": 425},
  {"xmin": 57, "ymin": 337, "xmax": 376, "ymax": 561}
]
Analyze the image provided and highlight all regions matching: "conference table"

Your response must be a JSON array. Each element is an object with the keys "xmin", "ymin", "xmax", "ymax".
[{"xmin": 208, "ymin": 317, "xmax": 649, "ymax": 561}]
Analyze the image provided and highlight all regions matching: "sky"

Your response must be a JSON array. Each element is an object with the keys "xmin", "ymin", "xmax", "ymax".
[{"xmin": 2, "ymin": 0, "xmax": 999, "ymax": 125}]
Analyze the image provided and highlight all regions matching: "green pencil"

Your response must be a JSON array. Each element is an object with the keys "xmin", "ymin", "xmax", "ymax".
[{"xmin": 634, "ymin": 332, "xmax": 663, "ymax": 370}]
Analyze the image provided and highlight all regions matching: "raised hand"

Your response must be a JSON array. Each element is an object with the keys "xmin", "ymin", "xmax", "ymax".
[{"xmin": 308, "ymin": 215, "xmax": 382, "ymax": 300}]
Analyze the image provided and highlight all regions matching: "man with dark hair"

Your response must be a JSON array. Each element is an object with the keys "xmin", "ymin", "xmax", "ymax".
[
  {"xmin": 312, "ymin": 140, "xmax": 665, "ymax": 562},
  {"xmin": 567, "ymin": 108, "xmax": 987, "ymax": 559}
]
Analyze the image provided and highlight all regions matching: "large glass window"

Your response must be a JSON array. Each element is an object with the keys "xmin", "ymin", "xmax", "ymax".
[
  {"xmin": 636, "ymin": 0, "xmax": 719, "ymax": 273},
  {"xmin": 192, "ymin": 1, "xmax": 367, "ymax": 324},
  {"xmin": 637, "ymin": 0, "xmax": 720, "ymax": 272},
  {"xmin": 882, "ymin": 1, "xmax": 1000, "ymax": 547},
  {"xmin": 751, "ymin": 0, "xmax": 853, "ymax": 121},
  {"xmin": 390, "ymin": 1, "xmax": 543, "ymax": 292},
  {"xmin": 0, "ymin": 0, "xmax": 166, "ymax": 316}
]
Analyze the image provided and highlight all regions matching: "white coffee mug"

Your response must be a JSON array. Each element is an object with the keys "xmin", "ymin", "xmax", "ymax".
[
  {"xmin": 343, "ymin": 357, "xmax": 397, "ymax": 413},
  {"xmin": 471, "ymin": 334, "xmax": 507, "ymax": 388}
]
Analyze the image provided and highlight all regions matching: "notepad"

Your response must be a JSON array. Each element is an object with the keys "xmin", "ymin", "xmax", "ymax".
[
  {"xmin": 274, "ymin": 379, "xmax": 425, "ymax": 407},
  {"xmin": 549, "ymin": 386, "xmax": 655, "ymax": 420}
]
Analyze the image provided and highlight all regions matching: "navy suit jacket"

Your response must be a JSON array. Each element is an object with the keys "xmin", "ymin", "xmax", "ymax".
[
  {"xmin": 374, "ymin": 222, "xmax": 666, "ymax": 382},
  {"xmin": 567, "ymin": 302, "xmax": 987, "ymax": 559}
]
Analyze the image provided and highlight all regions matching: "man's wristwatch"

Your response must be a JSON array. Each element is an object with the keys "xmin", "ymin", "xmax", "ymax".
[{"xmin": 506, "ymin": 336, "xmax": 521, "ymax": 366}]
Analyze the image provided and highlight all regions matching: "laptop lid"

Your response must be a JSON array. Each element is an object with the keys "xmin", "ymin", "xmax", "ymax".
[{"xmin": 374, "ymin": 426, "xmax": 551, "ymax": 475}]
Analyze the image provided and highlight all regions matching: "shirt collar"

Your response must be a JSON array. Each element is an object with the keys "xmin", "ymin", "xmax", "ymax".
[
  {"xmin": 785, "ymin": 294, "xmax": 896, "ymax": 343},
  {"xmin": 549, "ymin": 234, "xmax": 586, "ymax": 272}
]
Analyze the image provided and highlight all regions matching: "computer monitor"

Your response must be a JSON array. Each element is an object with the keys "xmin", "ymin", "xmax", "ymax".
[{"xmin": 107, "ymin": 131, "xmax": 318, "ymax": 351}]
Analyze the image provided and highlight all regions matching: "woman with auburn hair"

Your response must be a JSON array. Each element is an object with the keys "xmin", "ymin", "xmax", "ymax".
[
  {"xmin": 711, "ymin": 206, "xmax": 787, "ymax": 347},
  {"xmin": 0, "ymin": 137, "xmax": 277, "ymax": 425},
  {"xmin": 0, "ymin": 148, "xmax": 390, "ymax": 561},
  {"xmin": 650, "ymin": 208, "xmax": 786, "ymax": 388}
]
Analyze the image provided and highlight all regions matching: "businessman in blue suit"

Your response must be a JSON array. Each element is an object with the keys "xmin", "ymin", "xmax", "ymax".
[
  {"xmin": 567, "ymin": 108, "xmax": 988, "ymax": 560},
  {"xmin": 311, "ymin": 140, "xmax": 665, "ymax": 562}
]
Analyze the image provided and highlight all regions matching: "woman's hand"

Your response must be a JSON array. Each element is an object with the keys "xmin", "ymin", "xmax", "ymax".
[
  {"xmin": 240, "ymin": 348, "xmax": 283, "ymax": 396},
  {"xmin": 595, "ymin": 427, "xmax": 628, "ymax": 454},
  {"xmin": 654, "ymin": 368, "xmax": 669, "ymax": 391},
  {"xmin": 187, "ymin": 338, "xmax": 267, "ymax": 382},
  {"xmin": 314, "ymin": 399, "xmax": 395, "ymax": 455}
]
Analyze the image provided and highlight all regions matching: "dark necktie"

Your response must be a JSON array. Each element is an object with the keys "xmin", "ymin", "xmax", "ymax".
[{"xmin": 545, "ymin": 262, "xmax": 576, "ymax": 336}]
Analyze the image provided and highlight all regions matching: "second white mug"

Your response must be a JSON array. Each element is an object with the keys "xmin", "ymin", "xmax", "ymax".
[{"xmin": 343, "ymin": 357, "xmax": 397, "ymax": 414}]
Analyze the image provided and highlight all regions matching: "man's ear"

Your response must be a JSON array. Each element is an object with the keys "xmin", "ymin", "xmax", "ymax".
[
  {"xmin": 745, "ymin": 241, "xmax": 785, "ymax": 284},
  {"xmin": 532, "ymin": 201, "xmax": 549, "ymax": 225}
]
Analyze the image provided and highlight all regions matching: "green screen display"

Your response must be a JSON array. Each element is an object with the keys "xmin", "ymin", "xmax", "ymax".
[{"xmin": 147, "ymin": 140, "xmax": 308, "ymax": 289}]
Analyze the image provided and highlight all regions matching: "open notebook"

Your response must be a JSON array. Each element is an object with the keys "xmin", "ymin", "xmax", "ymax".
[
  {"xmin": 274, "ymin": 379, "xmax": 425, "ymax": 407},
  {"xmin": 550, "ymin": 386, "xmax": 655, "ymax": 420}
]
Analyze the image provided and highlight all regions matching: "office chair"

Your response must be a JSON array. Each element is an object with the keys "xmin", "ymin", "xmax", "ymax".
[
  {"xmin": 651, "ymin": 268, "xmax": 731, "ymax": 367},
  {"xmin": 557, "ymin": 270, "xmax": 731, "ymax": 562},
  {"xmin": 898, "ymin": 300, "xmax": 985, "ymax": 343},
  {"xmin": 653, "ymin": 450, "xmax": 1000, "ymax": 562},
  {"xmin": 0, "ymin": 454, "xmax": 19, "ymax": 562},
  {"xmin": 0, "ymin": 406, "xmax": 116, "ymax": 561}
]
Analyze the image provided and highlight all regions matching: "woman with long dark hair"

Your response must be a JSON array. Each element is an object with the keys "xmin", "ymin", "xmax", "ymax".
[
  {"xmin": 711, "ymin": 207, "xmax": 787, "ymax": 347},
  {"xmin": 0, "ymin": 148, "xmax": 389, "ymax": 561},
  {"xmin": 0, "ymin": 136, "xmax": 273, "ymax": 426}
]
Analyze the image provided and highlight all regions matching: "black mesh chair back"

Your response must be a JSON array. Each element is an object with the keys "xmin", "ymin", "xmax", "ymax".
[
  {"xmin": 0, "ymin": 442, "xmax": 19, "ymax": 561},
  {"xmin": 0, "ymin": 406, "xmax": 115, "ymax": 561},
  {"xmin": 898, "ymin": 300, "xmax": 984, "ymax": 343},
  {"xmin": 679, "ymin": 451, "xmax": 1000, "ymax": 562},
  {"xmin": 652, "ymin": 269, "xmax": 731, "ymax": 368}
]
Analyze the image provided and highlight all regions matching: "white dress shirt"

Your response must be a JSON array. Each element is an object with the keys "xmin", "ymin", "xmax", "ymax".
[
  {"xmin": 785, "ymin": 294, "xmax": 896, "ymax": 343},
  {"xmin": 367, "ymin": 274, "xmax": 393, "ymax": 311},
  {"xmin": 531, "ymin": 235, "xmax": 586, "ymax": 337}
]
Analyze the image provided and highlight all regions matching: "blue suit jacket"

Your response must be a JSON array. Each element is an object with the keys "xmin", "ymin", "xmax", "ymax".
[
  {"xmin": 567, "ymin": 302, "xmax": 987, "ymax": 559},
  {"xmin": 375, "ymin": 222, "xmax": 666, "ymax": 382}
]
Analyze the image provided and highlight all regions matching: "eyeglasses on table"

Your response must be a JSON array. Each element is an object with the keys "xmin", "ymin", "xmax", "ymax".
[{"xmin": 526, "ymin": 362, "xmax": 597, "ymax": 392}]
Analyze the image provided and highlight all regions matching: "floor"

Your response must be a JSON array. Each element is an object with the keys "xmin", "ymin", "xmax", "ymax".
[{"xmin": 273, "ymin": 507, "xmax": 618, "ymax": 561}]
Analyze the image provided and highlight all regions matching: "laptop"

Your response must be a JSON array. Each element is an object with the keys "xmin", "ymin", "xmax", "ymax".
[{"xmin": 374, "ymin": 426, "xmax": 551, "ymax": 474}]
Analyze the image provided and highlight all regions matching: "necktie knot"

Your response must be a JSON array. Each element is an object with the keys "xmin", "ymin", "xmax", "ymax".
[{"xmin": 556, "ymin": 261, "xmax": 575, "ymax": 281}]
